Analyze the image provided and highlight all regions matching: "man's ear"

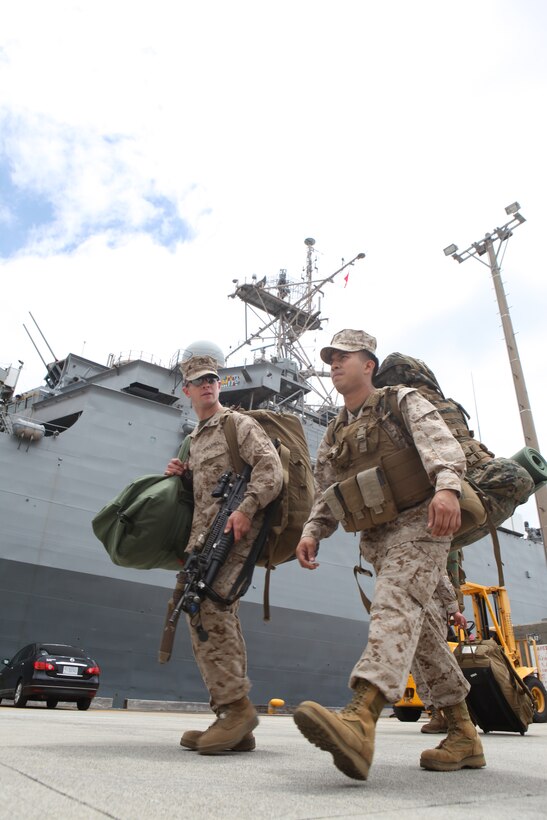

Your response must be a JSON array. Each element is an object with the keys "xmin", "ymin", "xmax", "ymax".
[{"xmin": 183, "ymin": 385, "xmax": 190, "ymax": 399}]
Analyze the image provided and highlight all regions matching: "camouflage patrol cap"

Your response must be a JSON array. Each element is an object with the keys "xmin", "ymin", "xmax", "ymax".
[
  {"xmin": 320, "ymin": 329, "xmax": 377, "ymax": 364},
  {"xmin": 180, "ymin": 354, "xmax": 219, "ymax": 382}
]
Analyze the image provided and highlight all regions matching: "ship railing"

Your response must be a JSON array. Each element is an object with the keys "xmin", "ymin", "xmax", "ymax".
[
  {"xmin": 0, "ymin": 404, "xmax": 13, "ymax": 434},
  {"xmin": 107, "ymin": 351, "xmax": 166, "ymax": 368},
  {"xmin": 169, "ymin": 350, "xmax": 186, "ymax": 372}
]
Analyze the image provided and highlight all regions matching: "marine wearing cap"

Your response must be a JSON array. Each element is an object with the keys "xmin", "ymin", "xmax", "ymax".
[
  {"xmin": 181, "ymin": 354, "xmax": 219, "ymax": 383},
  {"xmin": 320, "ymin": 329, "xmax": 377, "ymax": 364}
]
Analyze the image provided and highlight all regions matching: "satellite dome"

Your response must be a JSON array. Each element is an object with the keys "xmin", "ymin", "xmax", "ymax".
[{"xmin": 182, "ymin": 340, "xmax": 226, "ymax": 367}]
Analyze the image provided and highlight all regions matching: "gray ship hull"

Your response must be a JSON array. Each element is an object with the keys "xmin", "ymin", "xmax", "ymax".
[
  {"xmin": 1, "ymin": 351, "xmax": 546, "ymax": 707},
  {"xmin": 0, "ymin": 557, "xmax": 369, "ymax": 706}
]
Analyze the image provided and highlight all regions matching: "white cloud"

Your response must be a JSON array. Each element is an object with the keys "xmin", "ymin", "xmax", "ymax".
[{"xmin": 1, "ymin": 0, "xmax": 547, "ymax": 529}]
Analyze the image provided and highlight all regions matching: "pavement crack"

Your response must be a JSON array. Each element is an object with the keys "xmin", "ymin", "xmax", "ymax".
[{"xmin": 0, "ymin": 760, "xmax": 119, "ymax": 818}]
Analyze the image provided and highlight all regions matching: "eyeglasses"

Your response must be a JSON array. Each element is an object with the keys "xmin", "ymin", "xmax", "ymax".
[{"xmin": 186, "ymin": 375, "xmax": 219, "ymax": 387}]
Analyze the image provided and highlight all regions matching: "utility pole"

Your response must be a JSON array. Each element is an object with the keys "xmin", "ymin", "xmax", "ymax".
[{"xmin": 444, "ymin": 203, "xmax": 547, "ymax": 555}]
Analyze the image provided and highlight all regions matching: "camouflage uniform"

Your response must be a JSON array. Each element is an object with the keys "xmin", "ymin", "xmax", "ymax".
[
  {"xmin": 186, "ymin": 408, "xmax": 283, "ymax": 708},
  {"xmin": 302, "ymin": 387, "xmax": 470, "ymax": 707},
  {"xmin": 411, "ymin": 574, "xmax": 460, "ymax": 709}
]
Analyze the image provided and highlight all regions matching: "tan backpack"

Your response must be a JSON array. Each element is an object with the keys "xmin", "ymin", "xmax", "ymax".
[{"xmin": 223, "ymin": 409, "xmax": 314, "ymax": 617}]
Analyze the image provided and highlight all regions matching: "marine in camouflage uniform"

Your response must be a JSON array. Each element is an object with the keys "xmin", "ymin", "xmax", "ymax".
[
  {"xmin": 165, "ymin": 354, "xmax": 283, "ymax": 755},
  {"xmin": 374, "ymin": 352, "xmax": 535, "ymax": 586},
  {"xmin": 411, "ymin": 574, "xmax": 464, "ymax": 734},
  {"xmin": 293, "ymin": 329, "xmax": 485, "ymax": 780}
]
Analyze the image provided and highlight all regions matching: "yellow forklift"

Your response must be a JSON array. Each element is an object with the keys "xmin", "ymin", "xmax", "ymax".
[{"xmin": 393, "ymin": 582, "xmax": 547, "ymax": 725}]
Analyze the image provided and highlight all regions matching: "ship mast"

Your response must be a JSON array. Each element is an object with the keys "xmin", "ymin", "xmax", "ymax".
[
  {"xmin": 228, "ymin": 239, "xmax": 366, "ymax": 409},
  {"xmin": 303, "ymin": 237, "xmax": 315, "ymax": 314}
]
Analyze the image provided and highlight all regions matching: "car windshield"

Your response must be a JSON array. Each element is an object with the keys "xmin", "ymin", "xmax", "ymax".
[{"xmin": 40, "ymin": 645, "xmax": 85, "ymax": 656}]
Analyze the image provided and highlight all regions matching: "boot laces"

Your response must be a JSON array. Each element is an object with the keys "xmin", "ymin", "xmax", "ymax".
[{"xmin": 341, "ymin": 683, "xmax": 371, "ymax": 716}]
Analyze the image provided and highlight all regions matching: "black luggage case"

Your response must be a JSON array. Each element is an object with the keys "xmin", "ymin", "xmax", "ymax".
[{"xmin": 454, "ymin": 639, "xmax": 535, "ymax": 735}]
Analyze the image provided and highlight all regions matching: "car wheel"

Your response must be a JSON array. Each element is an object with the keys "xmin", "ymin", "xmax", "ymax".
[
  {"xmin": 77, "ymin": 698, "xmax": 91, "ymax": 711},
  {"xmin": 46, "ymin": 698, "xmax": 59, "ymax": 709},
  {"xmin": 14, "ymin": 680, "xmax": 28, "ymax": 708},
  {"xmin": 393, "ymin": 705, "xmax": 422, "ymax": 722}
]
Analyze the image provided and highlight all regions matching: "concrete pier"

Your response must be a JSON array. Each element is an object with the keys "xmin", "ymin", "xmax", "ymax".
[{"xmin": 1, "ymin": 705, "xmax": 546, "ymax": 819}]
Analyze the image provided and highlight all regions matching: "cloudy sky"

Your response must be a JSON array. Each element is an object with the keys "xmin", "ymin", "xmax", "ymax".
[{"xmin": 1, "ymin": 1, "xmax": 546, "ymax": 527}]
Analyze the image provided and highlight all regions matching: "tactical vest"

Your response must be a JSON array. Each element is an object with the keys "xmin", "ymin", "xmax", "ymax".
[{"xmin": 322, "ymin": 387, "xmax": 433, "ymax": 531}]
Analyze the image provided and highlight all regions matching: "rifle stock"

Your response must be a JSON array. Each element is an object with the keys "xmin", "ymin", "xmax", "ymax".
[{"xmin": 158, "ymin": 576, "xmax": 185, "ymax": 663}]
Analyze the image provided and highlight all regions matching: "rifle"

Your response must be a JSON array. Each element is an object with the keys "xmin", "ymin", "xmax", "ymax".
[{"xmin": 159, "ymin": 464, "xmax": 252, "ymax": 656}]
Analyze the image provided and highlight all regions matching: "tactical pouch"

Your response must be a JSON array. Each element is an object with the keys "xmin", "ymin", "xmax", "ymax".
[
  {"xmin": 456, "ymin": 479, "xmax": 487, "ymax": 535},
  {"xmin": 323, "ymin": 467, "xmax": 399, "ymax": 532},
  {"xmin": 380, "ymin": 446, "xmax": 433, "ymax": 509}
]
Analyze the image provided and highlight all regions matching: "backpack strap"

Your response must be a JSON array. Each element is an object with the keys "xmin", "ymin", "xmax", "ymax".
[
  {"xmin": 465, "ymin": 476, "xmax": 505, "ymax": 587},
  {"xmin": 222, "ymin": 410, "xmax": 283, "ymax": 621},
  {"xmin": 326, "ymin": 402, "xmax": 356, "ymax": 447},
  {"xmin": 353, "ymin": 555, "xmax": 374, "ymax": 613},
  {"xmin": 223, "ymin": 412, "xmax": 246, "ymax": 474},
  {"xmin": 177, "ymin": 435, "xmax": 191, "ymax": 462}
]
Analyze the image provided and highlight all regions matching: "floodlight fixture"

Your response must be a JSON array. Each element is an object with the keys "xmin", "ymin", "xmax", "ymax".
[
  {"xmin": 444, "ymin": 200, "xmax": 547, "ymax": 553},
  {"xmin": 505, "ymin": 201, "xmax": 520, "ymax": 215},
  {"xmin": 443, "ymin": 243, "xmax": 458, "ymax": 257}
]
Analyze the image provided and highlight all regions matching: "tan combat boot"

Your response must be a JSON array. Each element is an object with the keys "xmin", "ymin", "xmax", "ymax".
[
  {"xmin": 196, "ymin": 696, "xmax": 259, "ymax": 755},
  {"xmin": 293, "ymin": 679, "xmax": 387, "ymax": 781},
  {"xmin": 420, "ymin": 700, "xmax": 486, "ymax": 771},
  {"xmin": 421, "ymin": 707, "xmax": 448, "ymax": 734},
  {"xmin": 180, "ymin": 729, "xmax": 256, "ymax": 752}
]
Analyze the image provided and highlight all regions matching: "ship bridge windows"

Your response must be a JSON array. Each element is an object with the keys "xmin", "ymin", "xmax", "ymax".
[
  {"xmin": 121, "ymin": 382, "xmax": 178, "ymax": 405},
  {"xmin": 43, "ymin": 411, "xmax": 83, "ymax": 436}
]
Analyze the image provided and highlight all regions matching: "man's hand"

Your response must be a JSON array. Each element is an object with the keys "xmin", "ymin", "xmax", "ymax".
[
  {"xmin": 452, "ymin": 611, "xmax": 467, "ymax": 629},
  {"xmin": 427, "ymin": 489, "xmax": 461, "ymax": 537},
  {"xmin": 295, "ymin": 537, "xmax": 319, "ymax": 569},
  {"xmin": 224, "ymin": 510, "xmax": 251, "ymax": 543},
  {"xmin": 164, "ymin": 458, "xmax": 187, "ymax": 477}
]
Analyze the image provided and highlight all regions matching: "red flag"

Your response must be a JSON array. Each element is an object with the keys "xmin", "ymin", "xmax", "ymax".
[{"xmin": 344, "ymin": 272, "xmax": 349, "ymax": 288}]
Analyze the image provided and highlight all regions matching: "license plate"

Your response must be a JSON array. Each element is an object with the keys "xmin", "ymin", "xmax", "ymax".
[{"xmin": 62, "ymin": 666, "xmax": 79, "ymax": 676}]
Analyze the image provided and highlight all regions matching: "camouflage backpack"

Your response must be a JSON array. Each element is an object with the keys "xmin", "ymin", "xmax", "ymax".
[{"xmin": 375, "ymin": 353, "xmax": 535, "ymax": 549}]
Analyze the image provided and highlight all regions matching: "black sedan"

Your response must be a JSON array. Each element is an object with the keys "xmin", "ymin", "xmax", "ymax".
[{"xmin": 0, "ymin": 643, "xmax": 100, "ymax": 710}]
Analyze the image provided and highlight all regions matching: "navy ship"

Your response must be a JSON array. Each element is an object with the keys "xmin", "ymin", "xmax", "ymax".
[{"xmin": 1, "ymin": 240, "xmax": 546, "ymax": 707}]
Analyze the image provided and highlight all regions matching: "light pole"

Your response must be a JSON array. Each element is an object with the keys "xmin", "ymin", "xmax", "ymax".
[{"xmin": 443, "ymin": 203, "xmax": 547, "ymax": 553}]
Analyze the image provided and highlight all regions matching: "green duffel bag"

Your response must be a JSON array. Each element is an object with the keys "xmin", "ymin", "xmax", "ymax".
[{"xmin": 92, "ymin": 438, "xmax": 193, "ymax": 571}]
